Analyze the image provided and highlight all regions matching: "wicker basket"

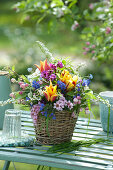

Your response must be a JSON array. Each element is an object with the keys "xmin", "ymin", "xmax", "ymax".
[{"xmin": 34, "ymin": 111, "xmax": 78, "ymax": 145}]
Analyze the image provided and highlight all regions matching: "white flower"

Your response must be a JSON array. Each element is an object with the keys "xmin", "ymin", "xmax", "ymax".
[
  {"xmin": 71, "ymin": 21, "xmax": 79, "ymax": 31},
  {"xmin": 38, "ymin": 89, "xmax": 44, "ymax": 96},
  {"xmin": 84, "ymin": 85, "xmax": 89, "ymax": 91},
  {"xmin": 11, "ymin": 78, "xmax": 16, "ymax": 83},
  {"xmin": 28, "ymin": 92, "xmax": 32, "ymax": 98},
  {"xmin": 27, "ymin": 68, "xmax": 32, "ymax": 72},
  {"xmin": 27, "ymin": 68, "xmax": 40, "ymax": 82}
]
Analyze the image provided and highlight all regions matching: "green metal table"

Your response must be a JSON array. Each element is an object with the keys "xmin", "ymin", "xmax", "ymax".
[{"xmin": 1, "ymin": 111, "xmax": 113, "ymax": 170}]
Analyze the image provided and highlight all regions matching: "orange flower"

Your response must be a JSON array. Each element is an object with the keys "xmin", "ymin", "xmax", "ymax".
[
  {"xmin": 34, "ymin": 59, "xmax": 51, "ymax": 72},
  {"xmin": 44, "ymin": 80, "xmax": 57, "ymax": 102}
]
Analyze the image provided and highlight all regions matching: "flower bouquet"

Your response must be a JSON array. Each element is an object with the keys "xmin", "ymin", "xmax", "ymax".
[{"xmin": 1, "ymin": 42, "xmax": 108, "ymax": 145}]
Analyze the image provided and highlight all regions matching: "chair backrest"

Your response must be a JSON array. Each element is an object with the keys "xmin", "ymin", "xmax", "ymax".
[{"xmin": 21, "ymin": 110, "xmax": 35, "ymax": 136}]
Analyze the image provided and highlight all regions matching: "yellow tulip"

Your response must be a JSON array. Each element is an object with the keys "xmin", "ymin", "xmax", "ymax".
[
  {"xmin": 60, "ymin": 70, "xmax": 78, "ymax": 91},
  {"xmin": 44, "ymin": 80, "xmax": 57, "ymax": 102}
]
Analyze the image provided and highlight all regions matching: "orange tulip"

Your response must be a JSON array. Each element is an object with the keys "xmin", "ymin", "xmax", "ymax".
[
  {"xmin": 34, "ymin": 59, "xmax": 51, "ymax": 72},
  {"xmin": 44, "ymin": 80, "xmax": 57, "ymax": 102}
]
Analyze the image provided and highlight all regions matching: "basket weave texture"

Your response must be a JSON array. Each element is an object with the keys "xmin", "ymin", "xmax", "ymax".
[{"xmin": 34, "ymin": 111, "xmax": 78, "ymax": 145}]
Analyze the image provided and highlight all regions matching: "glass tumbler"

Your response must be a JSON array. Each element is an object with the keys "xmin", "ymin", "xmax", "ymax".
[{"xmin": 2, "ymin": 109, "xmax": 21, "ymax": 139}]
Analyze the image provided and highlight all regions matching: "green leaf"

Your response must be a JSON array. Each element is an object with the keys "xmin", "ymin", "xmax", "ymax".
[
  {"xmin": 62, "ymin": 60, "xmax": 66, "ymax": 65},
  {"xmin": 51, "ymin": 0, "xmax": 64, "ymax": 8},
  {"xmin": 12, "ymin": 65, "xmax": 15, "ymax": 72},
  {"xmin": 47, "ymin": 138, "xmax": 109, "ymax": 153},
  {"xmin": 37, "ymin": 14, "xmax": 46, "ymax": 23},
  {"xmin": 67, "ymin": 91, "xmax": 74, "ymax": 96},
  {"xmin": 21, "ymin": 75, "xmax": 29, "ymax": 83},
  {"xmin": 68, "ymin": 0, "xmax": 78, "ymax": 8}
]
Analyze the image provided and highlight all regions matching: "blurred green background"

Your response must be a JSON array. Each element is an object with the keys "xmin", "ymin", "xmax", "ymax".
[{"xmin": 0, "ymin": 0, "xmax": 113, "ymax": 169}]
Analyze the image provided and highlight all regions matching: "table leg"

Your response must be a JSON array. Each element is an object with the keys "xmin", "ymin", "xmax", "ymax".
[{"xmin": 3, "ymin": 161, "xmax": 10, "ymax": 170}]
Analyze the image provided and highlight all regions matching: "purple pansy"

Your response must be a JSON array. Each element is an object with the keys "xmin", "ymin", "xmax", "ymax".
[
  {"xmin": 49, "ymin": 63, "xmax": 57, "ymax": 70},
  {"xmin": 57, "ymin": 61, "xmax": 63, "ymax": 68},
  {"xmin": 49, "ymin": 74, "xmax": 56, "ymax": 81}
]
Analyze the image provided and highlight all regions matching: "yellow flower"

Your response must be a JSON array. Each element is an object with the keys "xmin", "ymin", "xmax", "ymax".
[
  {"xmin": 60, "ymin": 70, "xmax": 78, "ymax": 91},
  {"xmin": 44, "ymin": 80, "xmax": 57, "ymax": 102},
  {"xmin": 66, "ymin": 76, "xmax": 78, "ymax": 91}
]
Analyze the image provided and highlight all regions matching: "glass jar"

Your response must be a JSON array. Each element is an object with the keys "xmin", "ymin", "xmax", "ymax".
[{"xmin": 2, "ymin": 109, "xmax": 21, "ymax": 139}]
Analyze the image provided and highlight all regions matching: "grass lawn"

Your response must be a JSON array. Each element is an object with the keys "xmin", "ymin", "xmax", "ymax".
[{"xmin": 0, "ymin": 161, "xmax": 66, "ymax": 170}]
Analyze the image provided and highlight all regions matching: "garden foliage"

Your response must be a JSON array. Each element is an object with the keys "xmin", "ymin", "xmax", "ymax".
[{"xmin": 13, "ymin": 0, "xmax": 113, "ymax": 62}]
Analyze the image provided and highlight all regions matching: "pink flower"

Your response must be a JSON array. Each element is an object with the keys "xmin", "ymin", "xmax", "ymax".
[
  {"xmin": 71, "ymin": 21, "xmax": 79, "ymax": 31},
  {"xmin": 80, "ymin": 108, "xmax": 83, "ymax": 112},
  {"xmin": 92, "ymin": 45, "xmax": 96, "ymax": 49},
  {"xmin": 85, "ymin": 48, "xmax": 90, "ymax": 52},
  {"xmin": 73, "ymin": 98, "xmax": 78, "ymax": 105},
  {"xmin": 67, "ymin": 101, "xmax": 73, "ymax": 110},
  {"xmin": 85, "ymin": 107, "xmax": 90, "ymax": 114},
  {"xmin": 9, "ymin": 92, "xmax": 15, "ymax": 98},
  {"xmin": 19, "ymin": 91, "xmax": 23, "ymax": 95},
  {"xmin": 106, "ymin": 27, "xmax": 111, "ymax": 34},
  {"xmin": 77, "ymin": 96, "xmax": 81, "ymax": 100},
  {"xmin": 72, "ymin": 112, "xmax": 76, "ymax": 118},
  {"xmin": 18, "ymin": 82, "xmax": 23, "ymax": 85},
  {"xmin": 78, "ymin": 100, "xmax": 81, "ymax": 104},
  {"xmin": 83, "ymin": 47, "xmax": 86, "ymax": 50},
  {"xmin": 25, "ymin": 83, "xmax": 29, "ymax": 87},
  {"xmin": 20, "ymin": 83, "xmax": 29, "ymax": 89},
  {"xmin": 21, "ymin": 99, "xmax": 26, "ymax": 105},
  {"xmin": 31, "ymin": 103, "xmax": 41, "ymax": 125},
  {"xmin": 11, "ymin": 78, "xmax": 16, "ymax": 83},
  {"xmin": 32, "ymin": 115, "xmax": 37, "ymax": 126},
  {"xmin": 20, "ymin": 83, "xmax": 26, "ymax": 89},
  {"xmin": 83, "ymin": 52, "xmax": 87, "ymax": 55},
  {"xmin": 59, "ymin": 96, "xmax": 67, "ymax": 106},
  {"xmin": 89, "ymin": 3, "xmax": 94, "ymax": 10},
  {"xmin": 86, "ymin": 42, "xmax": 90, "ymax": 45},
  {"xmin": 91, "ymin": 50, "xmax": 95, "ymax": 54},
  {"xmin": 54, "ymin": 102, "xmax": 63, "ymax": 111},
  {"xmin": 79, "ymin": 79, "xmax": 82, "ymax": 83}
]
